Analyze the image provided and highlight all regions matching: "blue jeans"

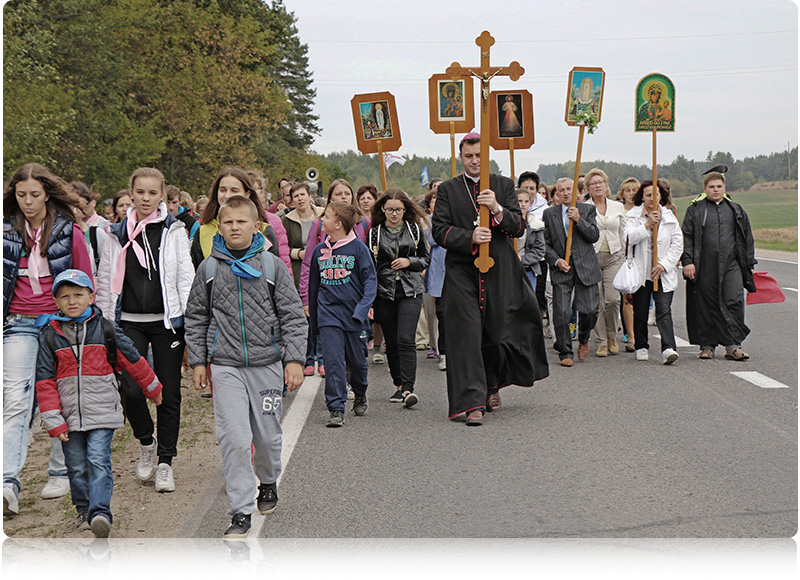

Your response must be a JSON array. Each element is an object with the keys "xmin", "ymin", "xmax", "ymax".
[
  {"xmin": 3, "ymin": 316, "xmax": 40, "ymax": 493},
  {"xmin": 61, "ymin": 428, "xmax": 115, "ymax": 523}
]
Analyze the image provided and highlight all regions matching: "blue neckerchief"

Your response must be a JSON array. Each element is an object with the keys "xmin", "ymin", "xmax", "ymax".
[
  {"xmin": 34, "ymin": 305, "xmax": 93, "ymax": 328},
  {"xmin": 212, "ymin": 232, "xmax": 266, "ymax": 279}
]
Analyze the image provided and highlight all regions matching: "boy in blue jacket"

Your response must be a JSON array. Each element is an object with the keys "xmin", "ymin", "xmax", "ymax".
[{"xmin": 307, "ymin": 202, "xmax": 377, "ymax": 427}]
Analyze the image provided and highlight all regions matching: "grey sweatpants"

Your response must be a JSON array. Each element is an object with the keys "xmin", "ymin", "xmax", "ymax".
[{"xmin": 210, "ymin": 363, "xmax": 283, "ymax": 515}]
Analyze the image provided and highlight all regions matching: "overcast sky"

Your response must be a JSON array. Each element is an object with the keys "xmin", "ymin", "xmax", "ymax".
[{"xmin": 286, "ymin": 0, "xmax": 798, "ymax": 178}]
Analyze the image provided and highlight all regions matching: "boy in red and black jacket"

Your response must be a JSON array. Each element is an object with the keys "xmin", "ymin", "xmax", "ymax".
[{"xmin": 35, "ymin": 269, "xmax": 162, "ymax": 538}]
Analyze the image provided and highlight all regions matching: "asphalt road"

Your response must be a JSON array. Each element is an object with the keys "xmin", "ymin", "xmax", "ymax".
[{"xmin": 184, "ymin": 255, "xmax": 797, "ymax": 538}]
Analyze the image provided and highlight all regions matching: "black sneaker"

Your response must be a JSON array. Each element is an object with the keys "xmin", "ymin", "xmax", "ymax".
[
  {"xmin": 257, "ymin": 483, "xmax": 278, "ymax": 515},
  {"xmin": 223, "ymin": 513, "xmax": 251, "ymax": 539},
  {"xmin": 389, "ymin": 389, "xmax": 404, "ymax": 403},
  {"xmin": 353, "ymin": 395, "xmax": 368, "ymax": 416},
  {"xmin": 326, "ymin": 410, "xmax": 344, "ymax": 428},
  {"xmin": 76, "ymin": 511, "xmax": 90, "ymax": 531},
  {"xmin": 402, "ymin": 392, "xmax": 419, "ymax": 408}
]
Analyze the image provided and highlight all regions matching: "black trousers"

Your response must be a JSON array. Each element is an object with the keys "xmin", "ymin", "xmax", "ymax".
[
  {"xmin": 632, "ymin": 280, "xmax": 676, "ymax": 352},
  {"xmin": 373, "ymin": 293, "xmax": 422, "ymax": 392},
  {"xmin": 536, "ymin": 260, "xmax": 549, "ymax": 320},
  {"xmin": 119, "ymin": 320, "xmax": 184, "ymax": 462}
]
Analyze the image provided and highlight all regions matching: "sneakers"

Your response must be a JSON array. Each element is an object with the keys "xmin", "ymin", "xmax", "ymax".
[
  {"xmin": 389, "ymin": 389, "xmax": 404, "ymax": 403},
  {"xmin": 257, "ymin": 483, "xmax": 278, "ymax": 515},
  {"xmin": 224, "ymin": 513, "xmax": 251, "ymax": 539},
  {"xmin": 326, "ymin": 410, "xmax": 344, "ymax": 427},
  {"xmin": 608, "ymin": 338, "xmax": 620, "ymax": 355},
  {"xmin": 402, "ymin": 392, "xmax": 419, "ymax": 408},
  {"xmin": 137, "ymin": 438, "xmax": 158, "ymax": 481},
  {"xmin": 636, "ymin": 348, "xmax": 649, "ymax": 361},
  {"xmin": 569, "ymin": 323, "xmax": 577, "ymax": 341},
  {"xmin": 41, "ymin": 475, "xmax": 70, "ymax": 499},
  {"xmin": 427, "ymin": 349, "xmax": 438, "ymax": 359},
  {"xmin": 438, "ymin": 354, "xmax": 447, "ymax": 371},
  {"xmin": 372, "ymin": 353, "xmax": 385, "ymax": 364},
  {"xmin": 90, "ymin": 514, "xmax": 111, "ymax": 538},
  {"xmin": 3, "ymin": 486, "xmax": 19, "ymax": 516},
  {"xmin": 595, "ymin": 345, "xmax": 608, "ymax": 357},
  {"xmin": 353, "ymin": 395, "xmax": 368, "ymax": 416},
  {"xmin": 76, "ymin": 511, "xmax": 90, "ymax": 531},
  {"xmin": 662, "ymin": 348, "xmax": 679, "ymax": 365},
  {"xmin": 318, "ymin": 365, "xmax": 326, "ymax": 377},
  {"xmin": 346, "ymin": 384, "xmax": 355, "ymax": 400},
  {"xmin": 303, "ymin": 365, "xmax": 315, "ymax": 376},
  {"xmin": 154, "ymin": 463, "xmax": 175, "ymax": 492}
]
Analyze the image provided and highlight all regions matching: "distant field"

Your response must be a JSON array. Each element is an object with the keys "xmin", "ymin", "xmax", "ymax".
[{"xmin": 673, "ymin": 188, "xmax": 798, "ymax": 252}]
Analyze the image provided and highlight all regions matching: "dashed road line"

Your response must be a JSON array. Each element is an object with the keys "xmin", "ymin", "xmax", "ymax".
[
  {"xmin": 730, "ymin": 371, "xmax": 790, "ymax": 389},
  {"xmin": 655, "ymin": 334, "xmax": 692, "ymax": 348}
]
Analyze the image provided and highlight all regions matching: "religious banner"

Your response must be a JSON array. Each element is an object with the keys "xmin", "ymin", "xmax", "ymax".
[
  {"xmin": 350, "ymin": 91, "xmax": 402, "ymax": 155},
  {"xmin": 564, "ymin": 67, "xmax": 605, "ymax": 127},
  {"xmin": 428, "ymin": 74, "xmax": 474, "ymax": 134},
  {"xmin": 489, "ymin": 90, "xmax": 534, "ymax": 148},
  {"xmin": 563, "ymin": 67, "xmax": 605, "ymax": 265},
  {"xmin": 635, "ymin": 73, "xmax": 675, "ymax": 132}
]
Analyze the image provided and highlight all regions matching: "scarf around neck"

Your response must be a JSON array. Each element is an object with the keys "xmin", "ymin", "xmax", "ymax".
[
  {"xmin": 320, "ymin": 230, "xmax": 356, "ymax": 259},
  {"xmin": 111, "ymin": 208, "xmax": 160, "ymax": 294},
  {"xmin": 212, "ymin": 231, "xmax": 268, "ymax": 279},
  {"xmin": 35, "ymin": 305, "xmax": 93, "ymax": 328},
  {"xmin": 24, "ymin": 221, "xmax": 51, "ymax": 295}
]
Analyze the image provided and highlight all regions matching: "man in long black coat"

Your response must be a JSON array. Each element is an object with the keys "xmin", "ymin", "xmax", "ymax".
[
  {"xmin": 431, "ymin": 134, "xmax": 548, "ymax": 426},
  {"xmin": 681, "ymin": 172, "xmax": 756, "ymax": 360}
]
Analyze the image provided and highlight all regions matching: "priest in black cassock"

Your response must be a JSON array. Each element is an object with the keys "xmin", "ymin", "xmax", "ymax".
[
  {"xmin": 681, "ymin": 170, "xmax": 756, "ymax": 360},
  {"xmin": 431, "ymin": 133, "xmax": 549, "ymax": 426}
]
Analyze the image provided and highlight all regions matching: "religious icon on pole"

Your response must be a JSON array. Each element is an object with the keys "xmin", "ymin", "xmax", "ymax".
[
  {"xmin": 635, "ymin": 73, "xmax": 675, "ymax": 132},
  {"xmin": 489, "ymin": 90, "xmax": 534, "ymax": 183},
  {"xmin": 563, "ymin": 67, "xmax": 605, "ymax": 265},
  {"xmin": 564, "ymin": 67, "xmax": 605, "ymax": 127},
  {"xmin": 429, "ymin": 74, "xmax": 475, "ymax": 178},
  {"xmin": 351, "ymin": 91, "xmax": 402, "ymax": 191}
]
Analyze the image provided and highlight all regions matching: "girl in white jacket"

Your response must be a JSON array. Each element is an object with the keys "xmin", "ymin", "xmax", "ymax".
[
  {"xmin": 96, "ymin": 167, "xmax": 193, "ymax": 493},
  {"xmin": 624, "ymin": 180, "xmax": 683, "ymax": 365}
]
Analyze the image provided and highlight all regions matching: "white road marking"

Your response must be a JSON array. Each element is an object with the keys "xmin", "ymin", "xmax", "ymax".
[
  {"xmin": 655, "ymin": 334, "xmax": 692, "ymax": 348},
  {"xmin": 730, "ymin": 371, "xmax": 790, "ymax": 389},
  {"xmin": 251, "ymin": 375, "xmax": 322, "ymax": 538},
  {"xmin": 755, "ymin": 257, "xmax": 798, "ymax": 265}
]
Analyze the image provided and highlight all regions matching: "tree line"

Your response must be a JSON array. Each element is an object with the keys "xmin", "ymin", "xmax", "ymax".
[
  {"xmin": 535, "ymin": 148, "xmax": 798, "ymax": 197},
  {"xmin": 3, "ymin": 0, "xmax": 321, "ymax": 197}
]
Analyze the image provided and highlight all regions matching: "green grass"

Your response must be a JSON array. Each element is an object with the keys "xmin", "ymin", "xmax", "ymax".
[{"xmin": 673, "ymin": 188, "xmax": 798, "ymax": 252}]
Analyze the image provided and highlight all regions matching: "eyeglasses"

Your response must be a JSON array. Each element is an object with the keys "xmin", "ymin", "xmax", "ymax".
[
  {"xmin": 588, "ymin": 180, "xmax": 605, "ymax": 188},
  {"xmin": 384, "ymin": 207, "xmax": 404, "ymax": 214}
]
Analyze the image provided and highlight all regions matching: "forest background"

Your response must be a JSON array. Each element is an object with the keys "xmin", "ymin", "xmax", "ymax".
[{"xmin": 4, "ymin": 0, "xmax": 797, "ymax": 249}]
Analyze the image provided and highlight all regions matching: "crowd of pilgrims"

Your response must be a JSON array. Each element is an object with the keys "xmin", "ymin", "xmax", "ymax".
[{"xmin": 3, "ymin": 160, "xmax": 752, "ymax": 537}]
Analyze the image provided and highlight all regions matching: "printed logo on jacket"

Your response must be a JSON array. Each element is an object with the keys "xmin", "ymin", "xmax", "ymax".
[{"xmin": 318, "ymin": 255, "xmax": 355, "ymax": 286}]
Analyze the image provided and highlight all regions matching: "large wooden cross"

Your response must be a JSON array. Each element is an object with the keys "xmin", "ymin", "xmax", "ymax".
[{"xmin": 446, "ymin": 30, "xmax": 524, "ymax": 273}]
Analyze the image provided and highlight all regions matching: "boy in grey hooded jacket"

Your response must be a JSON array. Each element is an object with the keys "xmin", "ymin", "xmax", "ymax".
[{"xmin": 184, "ymin": 196, "xmax": 306, "ymax": 539}]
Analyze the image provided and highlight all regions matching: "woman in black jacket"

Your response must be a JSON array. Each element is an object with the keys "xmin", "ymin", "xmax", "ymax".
[{"xmin": 369, "ymin": 189, "xmax": 430, "ymax": 407}]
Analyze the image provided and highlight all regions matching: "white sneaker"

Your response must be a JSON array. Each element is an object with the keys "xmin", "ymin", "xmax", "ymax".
[
  {"xmin": 372, "ymin": 353, "xmax": 385, "ymax": 364},
  {"xmin": 636, "ymin": 348, "xmax": 649, "ymax": 361},
  {"xmin": 3, "ymin": 486, "xmax": 19, "ymax": 516},
  {"xmin": 137, "ymin": 439, "xmax": 158, "ymax": 481},
  {"xmin": 41, "ymin": 476, "xmax": 70, "ymax": 499},
  {"xmin": 154, "ymin": 463, "xmax": 175, "ymax": 492},
  {"xmin": 346, "ymin": 384, "xmax": 355, "ymax": 400},
  {"xmin": 662, "ymin": 348, "xmax": 679, "ymax": 365},
  {"xmin": 438, "ymin": 354, "xmax": 446, "ymax": 371}
]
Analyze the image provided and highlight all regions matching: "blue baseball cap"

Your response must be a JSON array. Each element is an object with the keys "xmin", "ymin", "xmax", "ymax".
[{"xmin": 52, "ymin": 269, "xmax": 94, "ymax": 295}]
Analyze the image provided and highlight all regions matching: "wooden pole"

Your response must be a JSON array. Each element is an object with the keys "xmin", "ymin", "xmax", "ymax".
[
  {"xmin": 509, "ymin": 138, "xmax": 516, "ymax": 183},
  {"xmin": 564, "ymin": 124, "xmax": 586, "ymax": 266},
  {"xmin": 377, "ymin": 140, "xmax": 388, "ymax": 191},
  {"xmin": 450, "ymin": 122, "xmax": 457, "ymax": 178},
  {"xmin": 652, "ymin": 127, "xmax": 660, "ymax": 291}
]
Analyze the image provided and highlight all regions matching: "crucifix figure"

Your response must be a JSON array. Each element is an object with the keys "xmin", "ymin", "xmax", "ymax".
[{"xmin": 446, "ymin": 30, "xmax": 524, "ymax": 273}]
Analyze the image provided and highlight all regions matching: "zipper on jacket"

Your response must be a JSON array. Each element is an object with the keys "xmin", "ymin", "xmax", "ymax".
[{"xmin": 238, "ymin": 277, "xmax": 249, "ymax": 366}]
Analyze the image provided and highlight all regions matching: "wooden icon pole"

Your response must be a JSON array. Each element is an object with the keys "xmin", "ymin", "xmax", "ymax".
[
  {"xmin": 652, "ymin": 127, "xmax": 660, "ymax": 291},
  {"xmin": 564, "ymin": 123, "xmax": 586, "ymax": 266},
  {"xmin": 509, "ymin": 138, "xmax": 516, "ymax": 183},
  {"xmin": 377, "ymin": 140, "xmax": 388, "ymax": 191},
  {"xmin": 450, "ymin": 122, "xmax": 457, "ymax": 178}
]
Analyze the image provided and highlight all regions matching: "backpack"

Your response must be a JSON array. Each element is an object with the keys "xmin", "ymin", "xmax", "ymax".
[
  {"xmin": 89, "ymin": 226, "xmax": 101, "ymax": 272},
  {"xmin": 369, "ymin": 221, "xmax": 421, "ymax": 262},
  {"xmin": 43, "ymin": 317, "xmax": 121, "ymax": 386},
  {"xmin": 204, "ymin": 250, "xmax": 278, "ymax": 316}
]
